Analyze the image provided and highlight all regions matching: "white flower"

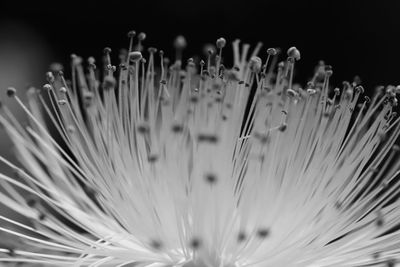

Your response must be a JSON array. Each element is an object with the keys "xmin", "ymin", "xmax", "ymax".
[{"xmin": 0, "ymin": 33, "xmax": 400, "ymax": 267}]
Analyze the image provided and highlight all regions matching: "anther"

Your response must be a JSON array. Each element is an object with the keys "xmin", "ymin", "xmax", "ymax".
[
  {"xmin": 59, "ymin": 86, "xmax": 67, "ymax": 94},
  {"xmin": 197, "ymin": 133, "xmax": 219, "ymax": 143},
  {"xmin": 204, "ymin": 173, "xmax": 218, "ymax": 185},
  {"xmin": 71, "ymin": 54, "xmax": 82, "ymax": 65},
  {"xmin": 237, "ymin": 231, "xmax": 247, "ymax": 242},
  {"xmin": 202, "ymin": 43, "xmax": 216, "ymax": 56},
  {"xmin": 83, "ymin": 91, "xmax": 94, "ymax": 107},
  {"xmin": 137, "ymin": 124, "xmax": 150, "ymax": 135},
  {"xmin": 129, "ymin": 51, "xmax": 142, "ymax": 62},
  {"xmin": 150, "ymin": 240, "xmax": 162, "ymax": 250},
  {"xmin": 287, "ymin": 47, "xmax": 301, "ymax": 61},
  {"xmin": 138, "ymin": 32, "xmax": 146, "ymax": 41},
  {"xmin": 187, "ymin": 58, "xmax": 195, "ymax": 68},
  {"xmin": 58, "ymin": 100, "xmax": 67, "ymax": 105},
  {"xmin": 147, "ymin": 154, "xmax": 159, "ymax": 163},
  {"xmin": 103, "ymin": 47, "xmax": 112, "ymax": 54},
  {"xmin": 189, "ymin": 96, "xmax": 199, "ymax": 104},
  {"xmin": 386, "ymin": 259, "xmax": 396, "ymax": 267},
  {"xmin": 342, "ymin": 81, "xmax": 351, "ymax": 90},
  {"xmin": 6, "ymin": 87, "xmax": 16, "ymax": 97},
  {"xmin": 307, "ymin": 89, "xmax": 317, "ymax": 95},
  {"xmin": 376, "ymin": 211, "xmax": 384, "ymax": 227},
  {"xmin": 148, "ymin": 47, "xmax": 157, "ymax": 54},
  {"xmin": 307, "ymin": 81, "xmax": 315, "ymax": 88},
  {"xmin": 355, "ymin": 85, "xmax": 365, "ymax": 94},
  {"xmin": 38, "ymin": 213, "xmax": 46, "ymax": 221},
  {"xmin": 372, "ymin": 252, "xmax": 381, "ymax": 259},
  {"xmin": 249, "ymin": 56, "xmax": 262, "ymax": 73},
  {"xmin": 174, "ymin": 35, "xmax": 187, "ymax": 50},
  {"xmin": 334, "ymin": 201, "xmax": 342, "ymax": 210},
  {"xmin": 267, "ymin": 48, "xmax": 277, "ymax": 56},
  {"xmin": 87, "ymin": 57, "xmax": 95, "ymax": 65},
  {"xmin": 216, "ymin": 37, "xmax": 226, "ymax": 49},
  {"xmin": 189, "ymin": 237, "xmax": 201, "ymax": 250},
  {"xmin": 286, "ymin": 89, "xmax": 297, "ymax": 98},
  {"xmin": 26, "ymin": 197, "xmax": 38, "ymax": 207},
  {"xmin": 127, "ymin": 30, "xmax": 136, "ymax": 38},
  {"xmin": 278, "ymin": 123, "xmax": 287, "ymax": 132},
  {"xmin": 67, "ymin": 125, "xmax": 75, "ymax": 133},
  {"xmin": 325, "ymin": 69, "xmax": 333, "ymax": 77},
  {"xmin": 257, "ymin": 228, "xmax": 270, "ymax": 239},
  {"xmin": 324, "ymin": 65, "xmax": 333, "ymax": 72},
  {"xmin": 202, "ymin": 70, "xmax": 210, "ymax": 76}
]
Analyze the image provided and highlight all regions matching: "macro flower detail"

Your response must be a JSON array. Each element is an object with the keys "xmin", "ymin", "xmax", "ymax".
[{"xmin": 0, "ymin": 32, "xmax": 400, "ymax": 266}]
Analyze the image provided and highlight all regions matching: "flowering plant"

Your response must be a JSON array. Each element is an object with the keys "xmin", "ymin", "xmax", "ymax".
[{"xmin": 0, "ymin": 33, "xmax": 399, "ymax": 267}]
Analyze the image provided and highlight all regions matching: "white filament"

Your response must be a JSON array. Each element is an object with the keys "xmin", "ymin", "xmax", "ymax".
[{"xmin": 0, "ymin": 38, "xmax": 399, "ymax": 267}]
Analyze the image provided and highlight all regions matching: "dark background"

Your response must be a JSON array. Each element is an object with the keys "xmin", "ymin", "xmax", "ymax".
[{"xmin": 0, "ymin": 0, "xmax": 400, "ymax": 93}]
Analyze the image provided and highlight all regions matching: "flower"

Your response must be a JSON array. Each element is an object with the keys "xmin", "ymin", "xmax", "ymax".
[{"xmin": 0, "ymin": 32, "xmax": 400, "ymax": 267}]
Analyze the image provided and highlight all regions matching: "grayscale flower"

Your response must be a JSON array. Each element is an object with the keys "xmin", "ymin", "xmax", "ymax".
[{"xmin": 0, "ymin": 33, "xmax": 399, "ymax": 267}]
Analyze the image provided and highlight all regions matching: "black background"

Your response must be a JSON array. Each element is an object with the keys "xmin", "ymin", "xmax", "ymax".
[{"xmin": 1, "ymin": 0, "xmax": 400, "ymax": 93}]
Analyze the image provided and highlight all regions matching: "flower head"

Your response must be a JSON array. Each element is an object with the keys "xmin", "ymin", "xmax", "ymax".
[{"xmin": 0, "ymin": 33, "xmax": 400, "ymax": 267}]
